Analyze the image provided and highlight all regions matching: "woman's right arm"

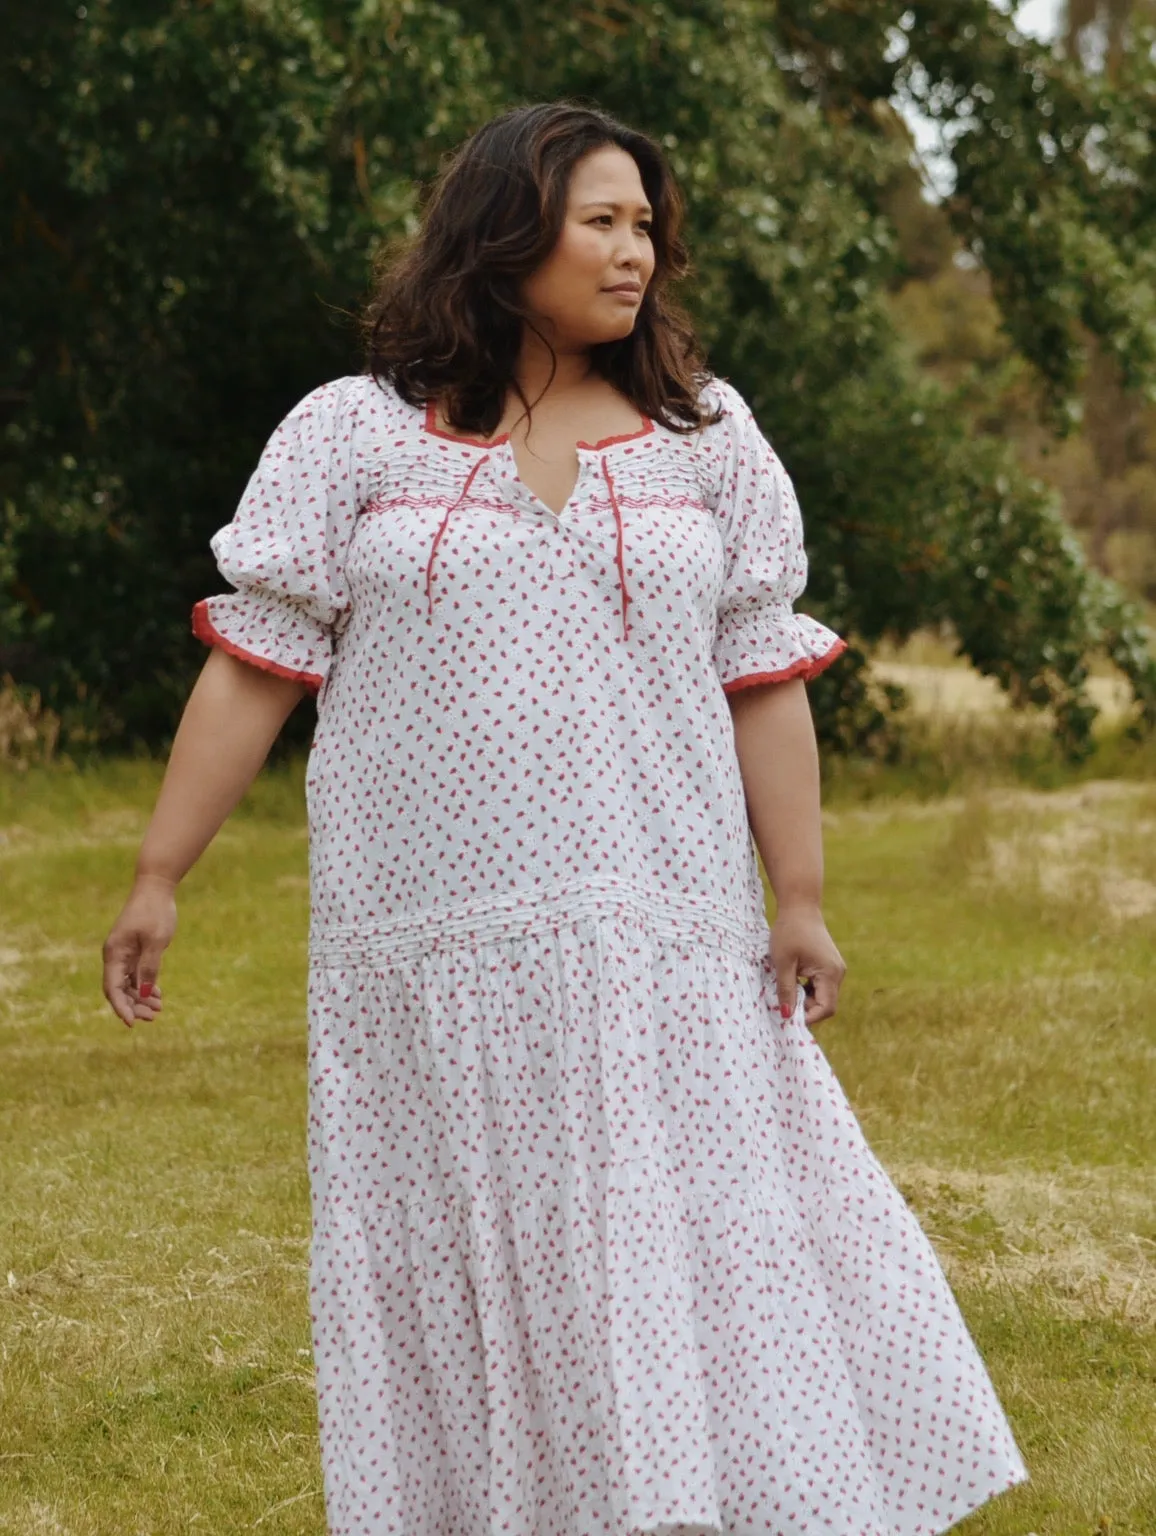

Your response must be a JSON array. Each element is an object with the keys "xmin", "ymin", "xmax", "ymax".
[{"xmin": 101, "ymin": 646, "xmax": 309, "ymax": 1028}]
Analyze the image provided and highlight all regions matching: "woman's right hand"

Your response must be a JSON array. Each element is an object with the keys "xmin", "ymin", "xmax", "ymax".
[
  {"xmin": 98, "ymin": 647, "xmax": 308, "ymax": 1030},
  {"xmin": 102, "ymin": 873, "xmax": 178, "ymax": 1028}
]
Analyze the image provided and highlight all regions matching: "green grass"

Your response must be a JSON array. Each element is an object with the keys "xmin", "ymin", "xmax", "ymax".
[
  {"xmin": 2, "ymin": 757, "xmax": 1155, "ymax": 1534},
  {"xmin": 822, "ymin": 705, "xmax": 1156, "ymax": 804}
]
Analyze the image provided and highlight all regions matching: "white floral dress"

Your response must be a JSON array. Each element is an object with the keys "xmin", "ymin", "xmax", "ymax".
[{"xmin": 194, "ymin": 372, "xmax": 1028, "ymax": 1536}]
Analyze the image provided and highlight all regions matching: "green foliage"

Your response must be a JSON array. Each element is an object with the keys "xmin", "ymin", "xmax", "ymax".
[{"xmin": 3, "ymin": 0, "xmax": 1155, "ymax": 755}]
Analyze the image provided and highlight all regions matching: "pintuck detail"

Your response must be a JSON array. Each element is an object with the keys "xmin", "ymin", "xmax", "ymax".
[{"xmin": 193, "ymin": 372, "xmax": 1028, "ymax": 1536}]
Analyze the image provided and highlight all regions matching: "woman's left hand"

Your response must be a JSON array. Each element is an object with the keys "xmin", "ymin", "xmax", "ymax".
[{"xmin": 770, "ymin": 902, "xmax": 846, "ymax": 1029}]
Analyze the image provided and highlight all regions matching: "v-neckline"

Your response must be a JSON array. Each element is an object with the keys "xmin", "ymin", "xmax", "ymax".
[{"xmin": 421, "ymin": 399, "xmax": 655, "ymax": 519}]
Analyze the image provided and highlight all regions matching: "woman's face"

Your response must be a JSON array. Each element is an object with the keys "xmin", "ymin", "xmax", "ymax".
[{"xmin": 521, "ymin": 145, "xmax": 656, "ymax": 350}]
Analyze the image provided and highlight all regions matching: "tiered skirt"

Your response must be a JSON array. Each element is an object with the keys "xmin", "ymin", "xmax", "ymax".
[{"xmin": 305, "ymin": 895, "xmax": 1028, "ymax": 1536}]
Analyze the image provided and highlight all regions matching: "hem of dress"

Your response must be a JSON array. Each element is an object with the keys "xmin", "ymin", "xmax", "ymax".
[
  {"xmin": 629, "ymin": 1461, "xmax": 1029, "ymax": 1536},
  {"xmin": 310, "ymin": 1173, "xmax": 1031, "ymax": 1536},
  {"xmin": 911, "ymin": 1459, "xmax": 1030, "ymax": 1536},
  {"xmin": 721, "ymin": 635, "xmax": 848, "ymax": 694},
  {"xmin": 191, "ymin": 600, "xmax": 324, "ymax": 691}
]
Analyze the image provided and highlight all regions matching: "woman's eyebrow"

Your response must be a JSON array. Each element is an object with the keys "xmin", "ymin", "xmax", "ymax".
[{"xmin": 577, "ymin": 200, "xmax": 654, "ymax": 216}]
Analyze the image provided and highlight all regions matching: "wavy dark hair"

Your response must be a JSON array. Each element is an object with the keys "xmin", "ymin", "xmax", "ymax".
[{"xmin": 362, "ymin": 101, "xmax": 723, "ymax": 438}]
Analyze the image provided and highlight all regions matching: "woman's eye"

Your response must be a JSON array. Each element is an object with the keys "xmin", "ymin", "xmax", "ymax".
[{"xmin": 589, "ymin": 215, "xmax": 652, "ymax": 232}]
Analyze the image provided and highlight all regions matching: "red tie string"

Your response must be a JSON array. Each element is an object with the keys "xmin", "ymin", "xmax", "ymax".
[
  {"xmin": 601, "ymin": 455, "xmax": 631, "ymax": 641},
  {"xmin": 429, "ymin": 451, "xmax": 631, "ymax": 641},
  {"xmin": 426, "ymin": 453, "xmax": 492, "ymax": 619}
]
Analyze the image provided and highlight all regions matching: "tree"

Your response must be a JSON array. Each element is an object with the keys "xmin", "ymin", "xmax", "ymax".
[
  {"xmin": 1065, "ymin": 0, "xmax": 1156, "ymax": 77},
  {"xmin": 4, "ymin": 0, "xmax": 1155, "ymax": 755}
]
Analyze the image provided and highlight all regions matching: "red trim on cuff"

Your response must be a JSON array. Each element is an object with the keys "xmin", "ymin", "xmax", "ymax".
[
  {"xmin": 191, "ymin": 600, "xmax": 324, "ymax": 692},
  {"xmin": 721, "ymin": 636, "xmax": 848, "ymax": 695}
]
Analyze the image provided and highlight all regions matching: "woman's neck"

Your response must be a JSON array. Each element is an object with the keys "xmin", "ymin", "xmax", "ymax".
[{"xmin": 513, "ymin": 335, "xmax": 595, "ymax": 405}]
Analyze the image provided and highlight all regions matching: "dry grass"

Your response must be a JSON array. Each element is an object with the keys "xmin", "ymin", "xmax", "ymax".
[
  {"xmin": 0, "ymin": 681, "xmax": 60, "ymax": 771},
  {"xmin": 1, "ymin": 757, "xmax": 1155, "ymax": 1534},
  {"xmin": 893, "ymin": 1163, "xmax": 1156, "ymax": 1329},
  {"xmin": 870, "ymin": 660, "xmax": 1134, "ymax": 721}
]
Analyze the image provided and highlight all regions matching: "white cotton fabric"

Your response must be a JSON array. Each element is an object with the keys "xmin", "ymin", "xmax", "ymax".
[{"xmin": 196, "ymin": 373, "xmax": 1029, "ymax": 1535}]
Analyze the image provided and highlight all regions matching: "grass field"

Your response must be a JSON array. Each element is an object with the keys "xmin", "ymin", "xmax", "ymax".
[{"xmin": 1, "ymin": 741, "xmax": 1154, "ymax": 1534}]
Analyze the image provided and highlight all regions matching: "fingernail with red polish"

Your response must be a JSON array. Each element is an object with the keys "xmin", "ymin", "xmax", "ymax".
[
  {"xmin": 140, "ymin": 982, "xmax": 153, "ymax": 999},
  {"xmin": 780, "ymin": 1004, "xmax": 792, "ymax": 1019}
]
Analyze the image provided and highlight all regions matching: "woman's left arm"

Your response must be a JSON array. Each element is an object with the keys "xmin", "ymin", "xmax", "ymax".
[{"xmin": 729, "ymin": 676, "xmax": 846, "ymax": 1028}]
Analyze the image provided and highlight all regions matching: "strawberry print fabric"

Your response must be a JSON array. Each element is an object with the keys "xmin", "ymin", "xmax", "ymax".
[{"xmin": 195, "ymin": 373, "xmax": 1029, "ymax": 1535}]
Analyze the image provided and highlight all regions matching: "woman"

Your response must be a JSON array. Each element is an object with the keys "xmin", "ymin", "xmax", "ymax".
[{"xmin": 102, "ymin": 102, "xmax": 1028, "ymax": 1535}]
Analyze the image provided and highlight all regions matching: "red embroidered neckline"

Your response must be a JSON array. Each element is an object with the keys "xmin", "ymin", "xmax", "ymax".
[
  {"xmin": 577, "ymin": 418, "xmax": 655, "ymax": 451},
  {"xmin": 424, "ymin": 400, "xmax": 510, "ymax": 446},
  {"xmin": 423, "ymin": 399, "xmax": 654, "ymax": 452}
]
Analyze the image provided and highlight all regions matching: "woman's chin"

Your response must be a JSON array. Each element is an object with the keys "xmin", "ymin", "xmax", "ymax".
[{"xmin": 577, "ymin": 316, "xmax": 640, "ymax": 347}]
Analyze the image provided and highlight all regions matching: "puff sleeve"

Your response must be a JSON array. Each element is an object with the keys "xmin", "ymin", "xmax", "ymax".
[
  {"xmin": 191, "ymin": 376, "xmax": 363, "ymax": 692},
  {"xmin": 705, "ymin": 379, "xmax": 847, "ymax": 695}
]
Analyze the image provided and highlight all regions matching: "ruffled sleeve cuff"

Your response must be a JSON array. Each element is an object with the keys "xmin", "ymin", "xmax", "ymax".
[
  {"xmin": 192, "ymin": 594, "xmax": 329, "ymax": 692},
  {"xmin": 714, "ymin": 605, "xmax": 848, "ymax": 696}
]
